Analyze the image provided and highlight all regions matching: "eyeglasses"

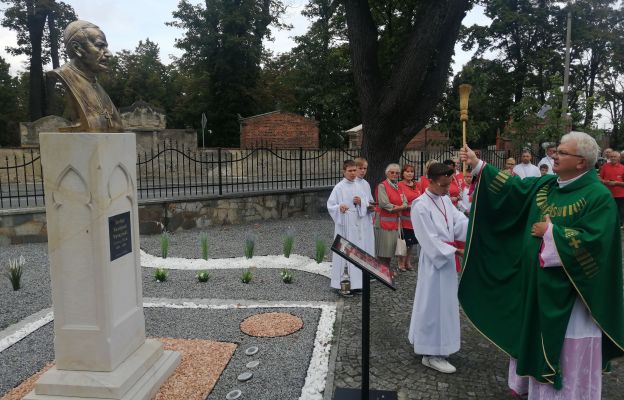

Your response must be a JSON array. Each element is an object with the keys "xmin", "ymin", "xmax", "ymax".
[
  {"xmin": 388, "ymin": 171, "xmax": 400, "ymax": 175},
  {"xmin": 555, "ymin": 149, "xmax": 584, "ymax": 158}
]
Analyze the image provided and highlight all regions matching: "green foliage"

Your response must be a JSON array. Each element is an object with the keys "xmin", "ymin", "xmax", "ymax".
[
  {"xmin": 4, "ymin": 256, "xmax": 25, "ymax": 291},
  {"xmin": 167, "ymin": 0, "xmax": 288, "ymax": 145},
  {"xmin": 315, "ymin": 239, "xmax": 326, "ymax": 264},
  {"xmin": 282, "ymin": 230, "xmax": 294, "ymax": 258},
  {"xmin": 240, "ymin": 269, "xmax": 253, "ymax": 284},
  {"xmin": 196, "ymin": 271, "xmax": 210, "ymax": 283},
  {"xmin": 154, "ymin": 268, "xmax": 168, "ymax": 282},
  {"xmin": 199, "ymin": 232, "xmax": 209, "ymax": 260},
  {"xmin": 244, "ymin": 234, "xmax": 255, "ymax": 259},
  {"xmin": 160, "ymin": 232, "xmax": 170, "ymax": 259},
  {"xmin": 280, "ymin": 268, "xmax": 294, "ymax": 284},
  {"xmin": 0, "ymin": 56, "xmax": 22, "ymax": 146}
]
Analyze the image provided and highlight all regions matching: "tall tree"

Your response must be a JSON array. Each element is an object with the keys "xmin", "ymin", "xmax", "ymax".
[
  {"xmin": 0, "ymin": 0, "xmax": 76, "ymax": 120},
  {"xmin": 0, "ymin": 56, "xmax": 23, "ymax": 146},
  {"xmin": 343, "ymin": 0, "xmax": 471, "ymax": 184},
  {"xmin": 168, "ymin": 0, "xmax": 286, "ymax": 146}
]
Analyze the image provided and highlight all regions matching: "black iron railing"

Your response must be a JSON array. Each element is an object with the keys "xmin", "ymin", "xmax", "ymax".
[{"xmin": 2, "ymin": 141, "xmax": 509, "ymax": 209}]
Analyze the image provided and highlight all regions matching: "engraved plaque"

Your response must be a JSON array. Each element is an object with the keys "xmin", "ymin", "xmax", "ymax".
[{"xmin": 109, "ymin": 211, "xmax": 132, "ymax": 261}]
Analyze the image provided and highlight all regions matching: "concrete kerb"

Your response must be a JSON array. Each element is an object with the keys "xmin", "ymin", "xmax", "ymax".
[{"xmin": 323, "ymin": 297, "xmax": 345, "ymax": 400}]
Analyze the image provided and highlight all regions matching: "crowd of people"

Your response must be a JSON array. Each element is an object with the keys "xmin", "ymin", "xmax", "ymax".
[{"xmin": 326, "ymin": 131, "xmax": 624, "ymax": 400}]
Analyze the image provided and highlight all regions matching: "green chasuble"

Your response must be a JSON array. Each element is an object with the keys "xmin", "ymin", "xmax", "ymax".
[{"xmin": 459, "ymin": 163, "xmax": 624, "ymax": 389}]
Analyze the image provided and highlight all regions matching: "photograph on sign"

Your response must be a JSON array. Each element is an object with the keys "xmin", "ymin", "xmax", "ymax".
[{"xmin": 331, "ymin": 234, "xmax": 396, "ymax": 290}]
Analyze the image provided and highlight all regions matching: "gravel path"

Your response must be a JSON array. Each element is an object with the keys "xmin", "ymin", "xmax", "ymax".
[
  {"xmin": 0, "ymin": 216, "xmax": 335, "ymax": 330},
  {"xmin": 0, "ymin": 306, "xmax": 321, "ymax": 399}
]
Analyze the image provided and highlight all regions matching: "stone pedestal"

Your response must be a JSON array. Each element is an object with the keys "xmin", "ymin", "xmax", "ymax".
[{"xmin": 26, "ymin": 132, "xmax": 179, "ymax": 400}]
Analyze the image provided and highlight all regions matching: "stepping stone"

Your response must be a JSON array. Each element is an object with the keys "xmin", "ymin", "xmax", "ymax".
[
  {"xmin": 238, "ymin": 371, "xmax": 253, "ymax": 382},
  {"xmin": 226, "ymin": 389, "xmax": 242, "ymax": 399},
  {"xmin": 245, "ymin": 346, "xmax": 259, "ymax": 356},
  {"xmin": 246, "ymin": 360, "xmax": 260, "ymax": 369}
]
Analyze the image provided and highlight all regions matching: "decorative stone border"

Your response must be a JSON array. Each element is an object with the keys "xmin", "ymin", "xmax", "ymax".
[
  {"xmin": 1, "ymin": 300, "xmax": 337, "ymax": 400},
  {"xmin": 140, "ymin": 250, "xmax": 332, "ymax": 278}
]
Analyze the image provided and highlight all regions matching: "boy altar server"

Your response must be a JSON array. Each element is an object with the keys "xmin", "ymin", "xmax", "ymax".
[
  {"xmin": 408, "ymin": 163, "xmax": 469, "ymax": 374},
  {"xmin": 327, "ymin": 160, "xmax": 367, "ymax": 291}
]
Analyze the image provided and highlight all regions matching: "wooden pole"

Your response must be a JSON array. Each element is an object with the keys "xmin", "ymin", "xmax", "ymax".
[{"xmin": 459, "ymin": 84, "xmax": 472, "ymax": 175}]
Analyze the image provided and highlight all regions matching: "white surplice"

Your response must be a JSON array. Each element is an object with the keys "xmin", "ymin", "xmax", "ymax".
[
  {"xmin": 327, "ymin": 178, "xmax": 367, "ymax": 289},
  {"xmin": 355, "ymin": 177, "xmax": 375, "ymax": 255},
  {"xmin": 408, "ymin": 189, "xmax": 468, "ymax": 355}
]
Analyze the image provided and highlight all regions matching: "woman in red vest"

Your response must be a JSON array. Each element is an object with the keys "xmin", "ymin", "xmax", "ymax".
[
  {"xmin": 443, "ymin": 159, "xmax": 463, "ymax": 207},
  {"xmin": 398, "ymin": 164, "xmax": 421, "ymax": 271},
  {"xmin": 374, "ymin": 163, "xmax": 409, "ymax": 268}
]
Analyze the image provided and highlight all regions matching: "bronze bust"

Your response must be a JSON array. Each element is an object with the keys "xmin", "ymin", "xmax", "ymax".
[{"xmin": 52, "ymin": 20, "xmax": 124, "ymax": 132}]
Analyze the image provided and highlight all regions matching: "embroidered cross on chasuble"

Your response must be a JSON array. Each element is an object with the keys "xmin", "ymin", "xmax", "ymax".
[{"xmin": 459, "ymin": 164, "xmax": 624, "ymax": 390}]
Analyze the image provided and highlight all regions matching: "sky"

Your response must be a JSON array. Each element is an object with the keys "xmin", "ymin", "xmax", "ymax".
[{"xmin": 0, "ymin": 0, "xmax": 488, "ymax": 75}]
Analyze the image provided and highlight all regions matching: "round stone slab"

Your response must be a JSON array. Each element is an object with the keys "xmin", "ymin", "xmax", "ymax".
[
  {"xmin": 245, "ymin": 346, "xmax": 259, "ymax": 356},
  {"xmin": 226, "ymin": 389, "xmax": 242, "ymax": 400},
  {"xmin": 240, "ymin": 312, "xmax": 304, "ymax": 337},
  {"xmin": 246, "ymin": 360, "xmax": 260, "ymax": 369},
  {"xmin": 237, "ymin": 371, "xmax": 253, "ymax": 382}
]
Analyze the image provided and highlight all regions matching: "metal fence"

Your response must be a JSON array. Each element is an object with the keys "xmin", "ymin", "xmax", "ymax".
[{"xmin": 0, "ymin": 141, "xmax": 512, "ymax": 209}]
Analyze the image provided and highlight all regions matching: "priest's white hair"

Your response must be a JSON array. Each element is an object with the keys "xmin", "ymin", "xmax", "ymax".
[{"xmin": 560, "ymin": 131, "xmax": 599, "ymax": 169}]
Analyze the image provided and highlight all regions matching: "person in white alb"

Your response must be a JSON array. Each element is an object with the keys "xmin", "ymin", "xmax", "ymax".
[
  {"xmin": 327, "ymin": 160, "xmax": 366, "ymax": 291},
  {"xmin": 513, "ymin": 150, "xmax": 541, "ymax": 179},
  {"xmin": 408, "ymin": 163, "xmax": 469, "ymax": 374},
  {"xmin": 537, "ymin": 143, "xmax": 556, "ymax": 175}
]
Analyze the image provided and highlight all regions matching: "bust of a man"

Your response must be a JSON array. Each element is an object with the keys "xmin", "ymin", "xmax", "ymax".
[{"xmin": 52, "ymin": 20, "xmax": 124, "ymax": 132}]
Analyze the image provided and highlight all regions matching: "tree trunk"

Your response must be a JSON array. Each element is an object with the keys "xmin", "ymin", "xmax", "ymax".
[
  {"xmin": 344, "ymin": 0, "xmax": 470, "ymax": 187},
  {"xmin": 46, "ymin": 4, "xmax": 61, "ymax": 115},
  {"xmin": 26, "ymin": 0, "xmax": 48, "ymax": 120}
]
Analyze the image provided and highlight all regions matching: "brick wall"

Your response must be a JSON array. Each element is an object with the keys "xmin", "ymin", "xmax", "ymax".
[
  {"xmin": 240, "ymin": 111, "xmax": 319, "ymax": 149},
  {"xmin": 348, "ymin": 127, "xmax": 449, "ymax": 150}
]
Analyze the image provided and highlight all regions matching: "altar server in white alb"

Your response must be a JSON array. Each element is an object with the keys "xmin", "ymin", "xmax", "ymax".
[
  {"xmin": 354, "ymin": 157, "xmax": 376, "ymax": 255},
  {"xmin": 327, "ymin": 159, "xmax": 366, "ymax": 290},
  {"xmin": 513, "ymin": 149, "xmax": 541, "ymax": 179},
  {"xmin": 408, "ymin": 162, "xmax": 469, "ymax": 374}
]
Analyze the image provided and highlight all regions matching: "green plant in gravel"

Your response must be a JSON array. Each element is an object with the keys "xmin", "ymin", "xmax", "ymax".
[
  {"xmin": 154, "ymin": 267, "xmax": 168, "ymax": 282},
  {"xmin": 283, "ymin": 228, "xmax": 295, "ymax": 258},
  {"xmin": 4, "ymin": 256, "xmax": 25, "ymax": 291},
  {"xmin": 315, "ymin": 239, "xmax": 326, "ymax": 264},
  {"xmin": 244, "ymin": 234, "xmax": 255, "ymax": 259},
  {"xmin": 196, "ymin": 271, "xmax": 210, "ymax": 282},
  {"xmin": 240, "ymin": 269, "xmax": 253, "ymax": 284},
  {"xmin": 199, "ymin": 232, "xmax": 209, "ymax": 260},
  {"xmin": 280, "ymin": 268, "xmax": 294, "ymax": 284},
  {"xmin": 160, "ymin": 232, "xmax": 170, "ymax": 258}
]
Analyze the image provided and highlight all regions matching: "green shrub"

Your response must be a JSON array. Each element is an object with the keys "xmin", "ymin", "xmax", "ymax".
[
  {"xmin": 154, "ymin": 267, "xmax": 168, "ymax": 282},
  {"xmin": 241, "ymin": 269, "xmax": 253, "ymax": 284},
  {"xmin": 244, "ymin": 234, "xmax": 255, "ymax": 259},
  {"xmin": 283, "ymin": 229, "xmax": 295, "ymax": 258},
  {"xmin": 280, "ymin": 268, "xmax": 294, "ymax": 284},
  {"xmin": 196, "ymin": 271, "xmax": 210, "ymax": 282},
  {"xmin": 4, "ymin": 256, "xmax": 25, "ymax": 291},
  {"xmin": 199, "ymin": 232, "xmax": 209, "ymax": 260},
  {"xmin": 315, "ymin": 239, "xmax": 326, "ymax": 264},
  {"xmin": 160, "ymin": 232, "xmax": 170, "ymax": 259}
]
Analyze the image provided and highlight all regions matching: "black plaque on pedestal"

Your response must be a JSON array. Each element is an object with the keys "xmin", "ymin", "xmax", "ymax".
[
  {"xmin": 331, "ymin": 235, "xmax": 398, "ymax": 400},
  {"xmin": 109, "ymin": 211, "xmax": 132, "ymax": 261}
]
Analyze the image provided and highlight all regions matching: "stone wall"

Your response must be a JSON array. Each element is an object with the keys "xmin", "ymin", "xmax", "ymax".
[{"xmin": 0, "ymin": 189, "xmax": 331, "ymax": 244}]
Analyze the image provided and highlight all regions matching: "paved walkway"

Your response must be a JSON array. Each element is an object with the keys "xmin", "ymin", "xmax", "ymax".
[{"xmin": 328, "ymin": 266, "xmax": 623, "ymax": 399}]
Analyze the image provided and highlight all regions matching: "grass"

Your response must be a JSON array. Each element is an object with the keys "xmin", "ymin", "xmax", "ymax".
[
  {"xmin": 196, "ymin": 270, "xmax": 210, "ymax": 282},
  {"xmin": 240, "ymin": 269, "xmax": 253, "ymax": 284},
  {"xmin": 280, "ymin": 268, "xmax": 294, "ymax": 284},
  {"xmin": 4, "ymin": 256, "xmax": 25, "ymax": 291},
  {"xmin": 160, "ymin": 232, "xmax": 170, "ymax": 259},
  {"xmin": 154, "ymin": 267, "xmax": 168, "ymax": 282},
  {"xmin": 199, "ymin": 232, "xmax": 209, "ymax": 260},
  {"xmin": 244, "ymin": 234, "xmax": 255, "ymax": 259},
  {"xmin": 283, "ymin": 230, "xmax": 295, "ymax": 258},
  {"xmin": 315, "ymin": 239, "xmax": 326, "ymax": 264}
]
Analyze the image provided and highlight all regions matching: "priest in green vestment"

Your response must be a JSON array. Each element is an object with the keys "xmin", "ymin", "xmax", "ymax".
[{"xmin": 459, "ymin": 131, "xmax": 624, "ymax": 398}]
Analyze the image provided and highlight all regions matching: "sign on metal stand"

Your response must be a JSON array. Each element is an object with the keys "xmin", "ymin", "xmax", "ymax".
[
  {"xmin": 331, "ymin": 235, "xmax": 398, "ymax": 400},
  {"xmin": 201, "ymin": 113, "xmax": 207, "ymax": 148}
]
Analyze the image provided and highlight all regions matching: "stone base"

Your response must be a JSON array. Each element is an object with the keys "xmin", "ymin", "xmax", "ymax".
[{"xmin": 24, "ymin": 340, "xmax": 180, "ymax": 400}]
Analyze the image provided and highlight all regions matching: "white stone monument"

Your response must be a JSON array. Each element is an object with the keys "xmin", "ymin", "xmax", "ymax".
[{"xmin": 26, "ymin": 132, "xmax": 180, "ymax": 400}]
